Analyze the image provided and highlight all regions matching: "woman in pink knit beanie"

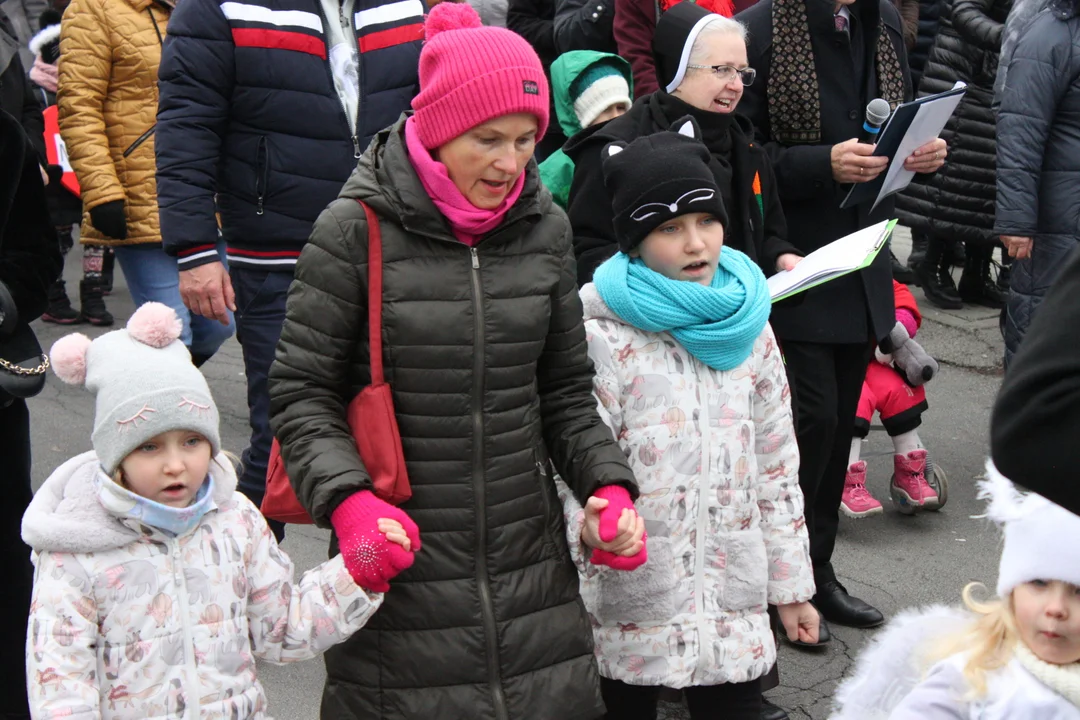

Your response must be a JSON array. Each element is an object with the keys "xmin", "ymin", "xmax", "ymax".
[{"xmin": 267, "ymin": 3, "xmax": 648, "ymax": 718}]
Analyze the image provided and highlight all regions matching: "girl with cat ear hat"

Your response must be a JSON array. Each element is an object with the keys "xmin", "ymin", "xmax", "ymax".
[{"xmin": 560, "ymin": 117, "xmax": 817, "ymax": 718}]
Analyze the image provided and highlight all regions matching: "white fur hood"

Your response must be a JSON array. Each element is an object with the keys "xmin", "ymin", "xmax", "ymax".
[
  {"xmin": 831, "ymin": 604, "xmax": 975, "ymax": 719},
  {"xmin": 22, "ymin": 450, "xmax": 240, "ymax": 554},
  {"xmin": 28, "ymin": 23, "xmax": 60, "ymax": 58},
  {"xmin": 579, "ymin": 282, "xmax": 622, "ymax": 325}
]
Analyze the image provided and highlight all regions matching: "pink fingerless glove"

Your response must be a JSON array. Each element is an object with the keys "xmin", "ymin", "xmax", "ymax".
[
  {"xmin": 331, "ymin": 490, "xmax": 421, "ymax": 593},
  {"xmin": 589, "ymin": 484, "xmax": 648, "ymax": 571}
]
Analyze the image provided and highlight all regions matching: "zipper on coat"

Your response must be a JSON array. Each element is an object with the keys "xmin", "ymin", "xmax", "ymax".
[
  {"xmin": 695, "ymin": 392, "xmax": 714, "ymax": 672},
  {"xmin": 172, "ymin": 538, "xmax": 202, "ymax": 717},
  {"xmin": 255, "ymin": 136, "xmax": 268, "ymax": 216},
  {"xmin": 535, "ymin": 447, "xmax": 557, "ymax": 554},
  {"xmin": 315, "ymin": 2, "xmax": 362, "ymax": 159},
  {"xmin": 122, "ymin": 125, "xmax": 156, "ymax": 158},
  {"xmin": 469, "ymin": 247, "xmax": 509, "ymax": 720}
]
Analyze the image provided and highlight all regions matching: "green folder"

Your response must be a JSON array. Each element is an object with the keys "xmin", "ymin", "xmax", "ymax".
[{"xmin": 769, "ymin": 219, "xmax": 897, "ymax": 303}]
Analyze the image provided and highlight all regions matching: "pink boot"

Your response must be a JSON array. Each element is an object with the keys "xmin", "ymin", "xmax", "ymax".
[
  {"xmin": 841, "ymin": 461, "xmax": 883, "ymax": 518},
  {"xmin": 890, "ymin": 449, "xmax": 939, "ymax": 512}
]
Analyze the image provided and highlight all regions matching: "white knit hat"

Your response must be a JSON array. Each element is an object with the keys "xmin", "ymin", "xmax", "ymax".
[
  {"xmin": 573, "ymin": 72, "xmax": 632, "ymax": 129},
  {"xmin": 981, "ymin": 460, "xmax": 1080, "ymax": 597},
  {"xmin": 48, "ymin": 303, "xmax": 221, "ymax": 474}
]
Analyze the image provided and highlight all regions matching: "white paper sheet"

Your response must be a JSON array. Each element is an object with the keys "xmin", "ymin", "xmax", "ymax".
[
  {"xmin": 872, "ymin": 81, "xmax": 967, "ymax": 210},
  {"xmin": 768, "ymin": 220, "xmax": 893, "ymax": 300}
]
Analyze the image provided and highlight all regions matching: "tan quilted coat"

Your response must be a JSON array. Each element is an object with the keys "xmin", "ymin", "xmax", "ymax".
[{"xmin": 57, "ymin": 0, "xmax": 169, "ymax": 245}]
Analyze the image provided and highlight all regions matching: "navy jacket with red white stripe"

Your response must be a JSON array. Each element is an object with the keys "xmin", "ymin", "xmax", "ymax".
[{"xmin": 155, "ymin": 0, "xmax": 422, "ymax": 271}]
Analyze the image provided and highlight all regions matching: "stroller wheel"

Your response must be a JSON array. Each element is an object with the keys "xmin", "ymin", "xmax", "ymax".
[{"xmin": 925, "ymin": 455, "xmax": 948, "ymax": 511}]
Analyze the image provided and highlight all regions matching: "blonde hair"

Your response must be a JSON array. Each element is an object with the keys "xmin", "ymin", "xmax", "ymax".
[{"xmin": 922, "ymin": 582, "xmax": 1020, "ymax": 698}]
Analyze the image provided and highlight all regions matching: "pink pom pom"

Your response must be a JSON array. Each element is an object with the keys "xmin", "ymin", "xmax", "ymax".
[
  {"xmin": 50, "ymin": 333, "xmax": 92, "ymax": 385},
  {"xmin": 126, "ymin": 302, "xmax": 183, "ymax": 348},
  {"xmin": 424, "ymin": 2, "xmax": 482, "ymax": 40}
]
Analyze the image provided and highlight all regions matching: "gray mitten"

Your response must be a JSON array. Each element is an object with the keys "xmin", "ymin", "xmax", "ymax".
[{"xmin": 885, "ymin": 321, "xmax": 938, "ymax": 386}]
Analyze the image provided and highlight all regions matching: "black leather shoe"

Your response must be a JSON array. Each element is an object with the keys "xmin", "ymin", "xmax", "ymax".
[
  {"xmin": 762, "ymin": 698, "xmax": 789, "ymax": 720},
  {"xmin": 785, "ymin": 614, "xmax": 831, "ymax": 648},
  {"xmin": 813, "ymin": 580, "xmax": 885, "ymax": 628}
]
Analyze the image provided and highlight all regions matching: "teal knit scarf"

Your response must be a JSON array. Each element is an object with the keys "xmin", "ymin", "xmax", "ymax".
[{"xmin": 594, "ymin": 248, "xmax": 771, "ymax": 371}]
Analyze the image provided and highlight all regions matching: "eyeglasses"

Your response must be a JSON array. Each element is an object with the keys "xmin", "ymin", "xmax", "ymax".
[{"xmin": 686, "ymin": 64, "xmax": 757, "ymax": 86}]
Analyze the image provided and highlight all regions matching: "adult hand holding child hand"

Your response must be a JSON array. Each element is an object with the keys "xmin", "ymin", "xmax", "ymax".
[
  {"xmin": 581, "ymin": 485, "xmax": 648, "ymax": 570},
  {"xmin": 778, "ymin": 601, "xmax": 820, "ymax": 645},
  {"xmin": 331, "ymin": 490, "xmax": 422, "ymax": 593}
]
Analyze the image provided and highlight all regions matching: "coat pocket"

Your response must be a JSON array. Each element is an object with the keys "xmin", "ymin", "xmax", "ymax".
[
  {"xmin": 721, "ymin": 529, "xmax": 768, "ymax": 611},
  {"xmin": 122, "ymin": 125, "xmax": 156, "ymax": 158},
  {"xmin": 534, "ymin": 446, "xmax": 561, "ymax": 558},
  {"xmin": 596, "ymin": 536, "xmax": 678, "ymax": 625}
]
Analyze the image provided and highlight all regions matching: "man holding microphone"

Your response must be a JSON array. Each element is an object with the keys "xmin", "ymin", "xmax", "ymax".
[{"xmin": 736, "ymin": 0, "xmax": 946, "ymax": 642}]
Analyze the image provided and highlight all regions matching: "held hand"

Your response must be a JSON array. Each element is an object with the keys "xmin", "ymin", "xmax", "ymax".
[
  {"xmin": 831, "ymin": 139, "xmax": 889, "ymax": 184},
  {"xmin": 378, "ymin": 518, "xmax": 413, "ymax": 552},
  {"xmin": 777, "ymin": 601, "xmax": 820, "ymax": 644},
  {"xmin": 39, "ymin": 165, "xmax": 49, "ymax": 186},
  {"xmin": 179, "ymin": 261, "xmax": 236, "ymax": 325},
  {"xmin": 904, "ymin": 138, "xmax": 947, "ymax": 174},
  {"xmin": 1001, "ymin": 235, "xmax": 1033, "ymax": 259},
  {"xmin": 582, "ymin": 498, "xmax": 646, "ymax": 554},
  {"xmin": 776, "ymin": 253, "xmax": 803, "ymax": 272},
  {"xmin": 331, "ymin": 491, "xmax": 422, "ymax": 593},
  {"xmin": 582, "ymin": 490, "xmax": 648, "ymax": 571}
]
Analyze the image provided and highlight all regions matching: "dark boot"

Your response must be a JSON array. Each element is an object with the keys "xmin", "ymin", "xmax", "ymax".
[
  {"xmin": 890, "ymin": 250, "xmax": 917, "ymax": 285},
  {"xmin": 907, "ymin": 231, "xmax": 928, "ymax": 271},
  {"xmin": 946, "ymin": 237, "xmax": 966, "ymax": 268},
  {"xmin": 79, "ymin": 278, "xmax": 114, "ymax": 326},
  {"xmin": 102, "ymin": 247, "xmax": 115, "ymax": 295},
  {"xmin": 912, "ymin": 235, "xmax": 962, "ymax": 309},
  {"xmin": 958, "ymin": 244, "xmax": 1007, "ymax": 308},
  {"xmin": 41, "ymin": 278, "xmax": 81, "ymax": 325}
]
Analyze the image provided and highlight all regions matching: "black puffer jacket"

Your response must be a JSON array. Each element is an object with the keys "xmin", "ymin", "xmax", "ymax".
[
  {"xmin": 911, "ymin": 0, "xmax": 945, "ymax": 87},
  {"xmin": 896, "ymin": 0, "xmax": 1012, "ymax": 245},
  {"xmin": 995, "ymin": 3, "xmax": 1080, "ymax": 366},
  {"xmin": 268, "ymin": 116, "xmax": 636, "ymax": 720}
]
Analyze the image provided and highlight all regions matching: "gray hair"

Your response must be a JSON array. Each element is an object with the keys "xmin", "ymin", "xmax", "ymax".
[{"xmin": 687, "ymin": 16, "xmax": 748, "ymax": 66}]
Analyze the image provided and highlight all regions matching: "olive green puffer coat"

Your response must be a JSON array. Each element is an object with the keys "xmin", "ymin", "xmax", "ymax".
[{"xmin": 268, "ymin": 115, "xmax": 637, "ymax": 720}]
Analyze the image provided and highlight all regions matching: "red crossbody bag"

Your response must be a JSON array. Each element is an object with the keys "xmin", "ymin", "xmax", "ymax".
[{"xmin": 261, "ymin": 200, "xmax": 412, "ymax": 524}]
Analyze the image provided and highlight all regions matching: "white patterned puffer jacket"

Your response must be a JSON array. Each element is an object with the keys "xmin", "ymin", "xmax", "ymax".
[
  {"xmin": 559, "ymin": 284, "xmax": 815, "ymax": 689},
  {"xmin": 22, "ymin": 451, "xmax": 382, "ymax": 719}
]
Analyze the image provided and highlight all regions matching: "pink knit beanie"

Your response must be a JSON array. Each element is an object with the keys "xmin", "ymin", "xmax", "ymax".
[{"xmin": 412, "ymin": 3, "xmax": 550, "ymax": 150}]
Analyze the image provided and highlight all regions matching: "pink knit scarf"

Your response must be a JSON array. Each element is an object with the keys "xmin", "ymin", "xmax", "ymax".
[{"xmin": 404, "ymin": 116, "xmax": 525, "ymax": 246}]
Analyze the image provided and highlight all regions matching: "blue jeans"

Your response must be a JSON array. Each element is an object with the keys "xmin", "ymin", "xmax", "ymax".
[
  {"xmin": 112, "ymin": 242, "xmax": 235, "ymax": 358},
  {"xmin": 231, "ymin": 267, "xmax": 292, "ymax": 541}
]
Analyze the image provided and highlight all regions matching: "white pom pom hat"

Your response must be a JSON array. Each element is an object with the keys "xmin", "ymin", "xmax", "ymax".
[
  {"xmin": 49, "ymin": 302, "xmax": 220, "ymax": 474},
  {"xmin": 981, "ymin": 460, "xmax": 1080, "ymax": 597}
]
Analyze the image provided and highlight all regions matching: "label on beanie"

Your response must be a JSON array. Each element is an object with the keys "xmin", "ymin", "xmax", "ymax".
[{"xmin": 523, "ymin": 80, "xmax": 539, "ymax": 95}]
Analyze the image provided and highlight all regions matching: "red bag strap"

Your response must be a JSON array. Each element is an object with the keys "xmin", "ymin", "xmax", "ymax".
[{"xmin": 357, "ymin": 200, "xmax": 384, "ymax": 384}]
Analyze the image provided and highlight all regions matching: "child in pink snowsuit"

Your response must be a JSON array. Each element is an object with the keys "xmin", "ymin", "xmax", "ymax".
[{"xmin": 841, "ymin": 280, "xmax": 941, "ymax": 518}]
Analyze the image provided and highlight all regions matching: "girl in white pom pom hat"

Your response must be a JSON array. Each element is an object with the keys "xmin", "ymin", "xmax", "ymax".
[
  {"xmin": 22, "ymin": 303, "xmax": 414, "ymax": 719},
  {"xmin": 830, "ymin": 461, "xmax": 1080, "ymax": 720}
]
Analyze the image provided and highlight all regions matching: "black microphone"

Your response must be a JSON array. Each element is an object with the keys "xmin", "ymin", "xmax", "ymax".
[{"xmin": 859, "ymin": 98, "xmax": 892, "ymax": 144}]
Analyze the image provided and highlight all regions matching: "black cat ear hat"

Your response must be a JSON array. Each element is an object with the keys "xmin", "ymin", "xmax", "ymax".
[{"xmin": 602, "ymin": 115, "xmax": 729, "ymax": 254}]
